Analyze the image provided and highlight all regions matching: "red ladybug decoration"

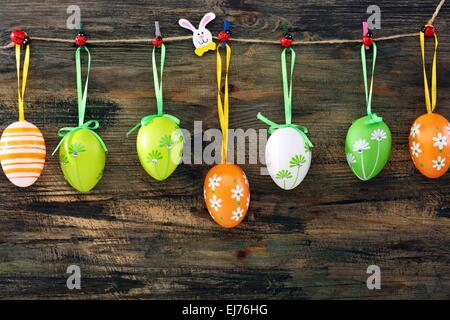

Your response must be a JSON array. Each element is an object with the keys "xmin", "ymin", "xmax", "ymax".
[
  {"xmin": 218, "ymin": 30, "xmax": 231, "ymax": 43},
  {"xmin": 74, "ymin": 32, "xmax": 87, "ymax": 46},
  {"xmin": 421, "ymin": 25, "xmax": 435, "ymax": 37},
  {"xmin": 280, "ymin": 33, "xmax": 293, "ymax": 47},
  {"xmin": 152, "ymin": 35, "xmax": 163, "ymax": 47},
  {"xmin": 362, "ymin": 32, "xmax": 374, "ymax": 47},
  {"xmin": 10, "ymin": 30, "xmax": 27, "ymax": 45}
]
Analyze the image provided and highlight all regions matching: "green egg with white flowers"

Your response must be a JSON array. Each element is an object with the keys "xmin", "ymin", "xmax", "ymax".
[
  {"xmin": 345, "ymin": 115, "xmax": 391, "ymax": 181},
  {"xmin": 59, "ymin": 129, "xmax": 106, "ymax": 192},
  {"xmin": 136, "ymin": 116, "xmax": 184, "ymax": 181}
]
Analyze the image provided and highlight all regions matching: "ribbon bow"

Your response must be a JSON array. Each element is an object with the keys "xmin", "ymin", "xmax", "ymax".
[
  {"xmin": 52, "ymin": 120, "xmax": 107, "ymax": 155},
  {"xmin": 257, "ymin": 113, "xmax": 313, "ymax": 148},
  {"xmin": 127, "ymin": 113, "xmax": 180, "ymax": 136},
  {"xmin": 361, "ymin": 42, "xmax": 383, "ymax": 124},
  {"xmin": 53, "ymin": 46, "xmax": 107, "ymax": 155},
  {"xmin": 366, "ymin": 113, "xmax": 383, "ymax": 124},
  {"xmin": 257, "ymin": 46, "xmax": 313, "ymax": 148}
]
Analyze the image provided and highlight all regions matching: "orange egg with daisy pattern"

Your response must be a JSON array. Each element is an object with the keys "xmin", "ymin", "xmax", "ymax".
[
  {"xmin": 409, "ymin": 113, "xmax": 450, "ymax": 178},
  {"xmin": 203, "ymin": 164, "xmax": 250, "ymax": 228}
]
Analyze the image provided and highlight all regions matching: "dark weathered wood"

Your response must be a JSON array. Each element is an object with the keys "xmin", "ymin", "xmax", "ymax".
[{"xmin": 0, "ymin": 0, "xmax": 450, "ymax": 299}]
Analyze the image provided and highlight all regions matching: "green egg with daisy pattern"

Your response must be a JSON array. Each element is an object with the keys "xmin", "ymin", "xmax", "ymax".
[
  {"xmin": 345, "ymin": 115, "xmax": 392, "ymax": 181},
  {"xmin": 136, "ymin": 117, "xmax": 183, "ymax": 181},
  {"xmin": 59, "ymin": 129, "xmax": 106, "ymax": 192}
]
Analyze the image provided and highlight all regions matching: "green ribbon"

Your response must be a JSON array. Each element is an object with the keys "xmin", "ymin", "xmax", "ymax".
[
  {"xmin": 127, "ymin": 113, "xmax": 180, "ymax": 136},
  {"xmin": 257, "ymin": 47, "xmax": 313, "ymax": 148},
  {"xmin": 361, "ymin": 42, "xmax": 382, "ymax": 124},
  {"xmin": 52, "ymin": 46, "xmax": 107, "ymax": 156},
  {"xmin": 127, "ymin": 43, "xmax": 180, "ymax": 136},
  {"xmin": 257, "ymin": 112, "xmax": 313, "ymax": 148}
]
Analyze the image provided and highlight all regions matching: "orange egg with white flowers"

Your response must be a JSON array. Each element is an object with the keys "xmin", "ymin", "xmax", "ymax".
[
  {"xmin": 203, "ymin": 164, "xmax": 250, "ymax": 228},
  {"xmin": 409, "ymin": 113, "xmax": 450, "ymax": 178}
]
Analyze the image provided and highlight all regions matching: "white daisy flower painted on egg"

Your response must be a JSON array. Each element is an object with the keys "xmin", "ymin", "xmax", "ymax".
[
  {"xmin": 432, "ymin": 156, "xmax": 446, "ymax": 171},
  {"xmin": 370, "ymin": 129, "xmax": 387, "ymax": 141},
  {"xmin": 346, "ymin": 153, "xmax": 356, "ymax": 167},
  {"xmin": 411, "ymin": 141, "xmax": 422, "ymax": 158},
  {"xmin": 432, "ymin": 132, "xmax": 447, "ymax": 150},
  {"xmin": 353, "ymin": 139, "xmax": 371, "ymax": 154},
  {"xmin": 209, "ymin": 195, "xmax": 222, "ymax": 212},
  {"xmin": 231, "ymin": 185, "xmax": 244, "ymax": 202},
  {"xmin": 410, "ymin": 122, "xmax": 420, "ymax": 137},
  {"xmin": 231, "ymin": 207, "xmax": 244, "ymax": 221},
  {"xmin": 208, "ymin": 174, "xmax": 222, "ymax": 191}
]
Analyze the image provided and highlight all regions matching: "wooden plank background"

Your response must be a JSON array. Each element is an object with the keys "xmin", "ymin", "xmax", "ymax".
[{"xmin": 0, "ymin": 0, "xmax": 449, "ymax": 299}]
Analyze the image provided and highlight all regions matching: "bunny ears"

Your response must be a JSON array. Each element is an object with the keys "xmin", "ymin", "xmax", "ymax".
[
  {"xmin": 178, "ymin": 12, "xmax": 217, "ymax": 56},
  {"xmin": 179, "ymin": 12, "xmax": 216, "ymax": 31}
]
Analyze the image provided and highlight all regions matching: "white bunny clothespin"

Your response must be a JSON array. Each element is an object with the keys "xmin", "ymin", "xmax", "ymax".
[{"xmin": 178, "ymin": 12, "xmax": 216, "ymax": 56}]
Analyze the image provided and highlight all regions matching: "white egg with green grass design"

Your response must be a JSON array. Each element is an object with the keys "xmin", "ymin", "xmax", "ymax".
[{"xmin": 265, "ymin": 127, "xmax": 312, "ymax": 190}]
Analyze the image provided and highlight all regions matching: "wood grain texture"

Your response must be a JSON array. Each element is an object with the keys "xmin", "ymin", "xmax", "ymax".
[{"xmin": 0, "ymin": 0, "xmax": 450, "ymax": 299}]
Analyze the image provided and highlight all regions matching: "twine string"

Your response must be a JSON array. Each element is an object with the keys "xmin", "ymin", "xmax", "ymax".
[{"xmin": 0, "ymin": 0, "xmax": 445, "ymax": 49}]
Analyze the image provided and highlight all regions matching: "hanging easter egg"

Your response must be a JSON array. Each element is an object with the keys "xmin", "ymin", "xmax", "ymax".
[
  {"xmin": 257, "ymin": 43, "xmax": 313, "ymax": 190},
  {"xmin": 0, "ymin": 121, "xmax": 45, "ymax": 187},
  {"xmin": 345, "ymin": 37, "xmax": 391, "ymax": 181},
  {"xmin": 59, "ymin": 129, "xmax": 106, "ymax": 192},
  {"xmin": 136, "ymin": 117, "xmax": 183, "ymax": 181},
  {"xmin": 54, "ymin": 44, "xmax": 108, "ymax": 192},
  {"xmin": 409, "ymin": 113, "xmax": 450, "ymax": 178},
  {"xmin": 345, "ymin": 115, "xmax": 392, "ymax": 181},
  {"xmin": 129, "ymin": 42, "xmax": 183, "ymax": 181},
  {"xmin": 409, "ymin": 28, "xmax": 449, "ymax": 178},
  {"xmin": 2, "ymin": 31, "xmax": 43, "ymax": 188},
  {"xmin": 265, "ymin": 127, "xmax": 312, "ymax": 190},
  {"xmin": 204, "ymin": 164, "xmax": 250, "ymax": 228},
  {"xmin": 204, "ymin": 39, "xmax": 249, "ymax": 228}
]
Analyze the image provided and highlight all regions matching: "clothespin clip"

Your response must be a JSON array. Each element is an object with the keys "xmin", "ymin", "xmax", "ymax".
[
  {"xmin": 420, "ymin": 24, "xmax": 435, "ymax": 37},
  {"xmin": 74, "ymin": 23, "xmax": 87, "ymax": 47},
  {"xmin": 218, "ymin": 20, "xmax": 231, "ymax": 48},
  {"xmin": 152, "ymin": 21, "xmax": 164, "ymax": 46},
  {"xmin": 361, "ymin": 21, "xmax": 373, "ymax": 49},
  {"xmin": 280, "ymin": 24, "xmax": 293, "ymax": 48}
]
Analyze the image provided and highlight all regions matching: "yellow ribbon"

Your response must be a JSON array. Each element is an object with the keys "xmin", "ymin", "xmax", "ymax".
[
  {"xmin": 420, "ymin": 25, "xmax": 438, "ymax": 114},
  {"xmin": 15, "ymin": 44, "xmax": 30, "ymax": 122},
  {"xmin": 216, "ymin": 43, "xmax": 231, "ymax": 164}
]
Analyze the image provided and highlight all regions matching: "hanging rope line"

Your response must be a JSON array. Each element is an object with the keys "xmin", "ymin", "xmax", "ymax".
[{"xmin": 0, "ymin": 0, "xmax": 445, "ymax": 49}]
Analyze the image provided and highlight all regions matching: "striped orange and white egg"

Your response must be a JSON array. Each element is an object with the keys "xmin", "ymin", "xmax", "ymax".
[{"xmin": 0, "ymin": 121, "xmax": 45, "ymax": 187}]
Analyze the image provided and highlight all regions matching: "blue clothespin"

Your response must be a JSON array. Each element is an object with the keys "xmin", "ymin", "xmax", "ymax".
[{"xmin": 221, "ymin": 20, "xmax": 230, "ymax": 48}]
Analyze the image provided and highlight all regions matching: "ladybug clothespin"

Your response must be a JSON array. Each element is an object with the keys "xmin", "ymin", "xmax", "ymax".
[
  {"xmin": 152, "ymin": 21, "xmax": 163, "ymax": 46},
  {"xmin": 10, "ymin": 30, "xmax": 31, "ymax": 47},
  {"xmin": 218, "ymin": 20, "xmax": 231, "ymax": 48},
  {"xmin": 421, "ymin": 24, "xmax": 435, "ymax": 37},
  {"xmin": 280, "ymin": 24, "xmax": 293, "ymax": 48},
  {"xmin": 362, "ymin": 21, "xmax": 373, "ymax": 49},
  {"xmin": 74, "ymin": 24, "xmax": 87, "ymax": 47}
]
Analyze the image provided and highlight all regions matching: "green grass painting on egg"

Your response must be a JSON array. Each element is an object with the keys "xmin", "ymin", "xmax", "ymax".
[
  {"xmin": 59, "ymin": 129, "xmax": 106, "ymax": 192},
  {"xmin": 136, "ymin": 117, "xmax": 183, "ymax": 181}
]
